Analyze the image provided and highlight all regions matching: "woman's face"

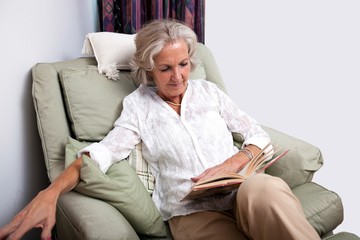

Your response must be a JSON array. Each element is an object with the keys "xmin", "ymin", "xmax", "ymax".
[{"xmin": 150, "ymin": 39, "xmax": 190, "ymax": 102}]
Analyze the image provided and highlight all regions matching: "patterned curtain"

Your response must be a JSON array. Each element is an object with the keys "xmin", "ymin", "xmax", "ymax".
[{"xmin": 97, "ymin": 0, "xmax": 205, "ymax": 43}]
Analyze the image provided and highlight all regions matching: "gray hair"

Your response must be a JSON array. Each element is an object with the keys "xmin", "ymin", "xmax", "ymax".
[{"xmin": 130, "ymin": 19, "xmax": 198, "ymax": 86}]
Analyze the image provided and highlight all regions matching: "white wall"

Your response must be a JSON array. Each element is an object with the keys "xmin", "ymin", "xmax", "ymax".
[
  {"xmin": 206, "ymin": 0, "xmax": 359, "ymax": 236},
  {"xmin": 0, "ymin": 1, "xmax": 97, "ymax": 239}
]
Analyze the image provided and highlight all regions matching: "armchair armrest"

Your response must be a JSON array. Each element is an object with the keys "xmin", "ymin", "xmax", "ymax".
[
  {"xmin": 233, "ymin": 126, "xmax": 324, "ymax": 189},
  {"xmin": 262, "ymin": 126, "xmax": 324, "ymax": 188},
  {"xmin": 56, "ymin": 191, "xmax": 139, "ymax": 240}
]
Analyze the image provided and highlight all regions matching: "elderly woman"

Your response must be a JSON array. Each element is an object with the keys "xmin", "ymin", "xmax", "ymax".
[{"xmin": 0, "ymin": 20, "xmax": 319, "ymax": 240}]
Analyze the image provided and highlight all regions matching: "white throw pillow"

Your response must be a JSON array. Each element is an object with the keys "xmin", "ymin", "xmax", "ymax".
[{"xmin": 82, "ymin": 32, "xmax": 136, "ymax": 81}]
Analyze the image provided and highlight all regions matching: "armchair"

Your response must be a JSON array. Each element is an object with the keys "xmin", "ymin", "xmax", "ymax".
[{"xmin": 32, "ymin": 43, "xmax": 358, "ymax": 239}]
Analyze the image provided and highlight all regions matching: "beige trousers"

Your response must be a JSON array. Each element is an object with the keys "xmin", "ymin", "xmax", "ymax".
[{"xmin": 169, "ymin": 174, "xmax": 320, "ymax": 240}]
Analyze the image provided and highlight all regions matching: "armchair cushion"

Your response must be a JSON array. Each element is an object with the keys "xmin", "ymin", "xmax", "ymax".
[
  {"xmin": 59, "ymin": 66, "xmax": 137, "ymax": 141},
  {"xmin": 233, "ymin": 126, "xmax": 324, "ymax": 189},
  {"xmin": 292, "ymin": 182, "xmax": 344, "ymax": 236},
  {"xmin": 65, "ymin": 137, "xmax": 154, "ymax": 194},
  {"xmin": 57, "ymin": 191, "xmax": 139, "ymax": 240},
  {"xmin": 64, "ymin": 137, "xmax": 166, "ymax": 237},
  {"xmin": 263, "ymin": 126, "xmax": 324, "ymax": 188}
]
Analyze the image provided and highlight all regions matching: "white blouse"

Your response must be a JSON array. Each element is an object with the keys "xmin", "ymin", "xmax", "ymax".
[{"xmin": 80, "ymin": 79, "xmax": 271, "ymax": 220}]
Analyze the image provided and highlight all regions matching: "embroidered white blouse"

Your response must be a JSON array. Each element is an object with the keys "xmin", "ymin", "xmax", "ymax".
[{"xmin": 79, "ymin": 79, "xmax": 271, "ymax": 220}]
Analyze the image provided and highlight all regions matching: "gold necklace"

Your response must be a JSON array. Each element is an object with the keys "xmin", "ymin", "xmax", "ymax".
[{"xmin": 165, "ymin": 100, "xmax": 181, "ymax": 106}]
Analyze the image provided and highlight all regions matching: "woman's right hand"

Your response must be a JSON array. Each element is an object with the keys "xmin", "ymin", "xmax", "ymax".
[
  {"xmin": 0, "ymin": 187, "xmax": 58, "ymax": 240},
  {"xmin": 0, "ymin": 157, "xmax": 82, "ymax": 240}
]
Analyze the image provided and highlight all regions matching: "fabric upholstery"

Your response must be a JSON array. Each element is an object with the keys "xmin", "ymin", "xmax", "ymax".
[
  {"xmin": 59, "ymin": 66, "xmax": 136, "ymax": 141},
  {"xmin": 292, "ymin": 182, "xmax": 343, "ymax": 236},
  {"xmin": 262, "ymin": 126, "xmax": 324, "ymax": 188},
  {"xmin": 128, "ymin": 142, "xmax": 155, "ymax": 194},
  {"xmin": 233, "ymin": 126, "xmax": 324, "ymax": 189},
  {"xmin": 64, "ymin": 137, "xmax": 166, "ymax": 237},
  {"xmin": 323, "ymin": 232, "xmax": 360, "ymax": 240},
  {"xmin": 32, "ymin": 57, "xmax": 97, "ymax": 181},
  {"xmin": 57, "ymin": 191, "xmax": 139, "ymax": 240},
  {"xmin": 65, "ymin": 137, "xmax": 154, "ymax": 193}
]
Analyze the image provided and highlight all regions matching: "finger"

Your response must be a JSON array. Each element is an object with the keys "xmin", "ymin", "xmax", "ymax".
[
  {"xmin": 40, "ymin": 218, "xmax": 55, "ymax": 240},
  {"xmin": 9, "ymin": 213, "xmax": 43, "ymax": 240},
  {"xmin": 191, "ymin": 170, "xmax": 209, "ymax": 182},
  {"xmin": 0, "ymin": 226, "xmax": 11, "ymax": 240},
  {"xmin": 0, "ymin": 222, "xmax": 17, "ymax": 239},
  {"xmin": 0, "ymin": 210, "xmax": 28, "ymax": 239},
  {"xmin": 190, "ymin": 177, "xmax": 199, "ymax": 182}
]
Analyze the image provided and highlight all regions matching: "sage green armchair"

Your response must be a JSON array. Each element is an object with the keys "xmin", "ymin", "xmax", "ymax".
[{"xmin": 32, "ymin": 43, "xmax": 357, "ymax": 240}]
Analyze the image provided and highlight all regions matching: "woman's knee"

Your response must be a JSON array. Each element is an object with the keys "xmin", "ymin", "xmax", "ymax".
[{"xmin": 237, "ymin": 173, "xmax": 290, "ymax": 205}]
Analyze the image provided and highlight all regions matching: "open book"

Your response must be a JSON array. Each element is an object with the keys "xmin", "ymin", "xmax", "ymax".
[{"xmin": 181, "ymin": 144, "xmax": 289, "ymax": 201}]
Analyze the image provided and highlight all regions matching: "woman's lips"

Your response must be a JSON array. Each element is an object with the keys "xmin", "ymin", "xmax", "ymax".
[{"xmin": 169, "ymin": 82, "xmax": 183, "ymax": 87}]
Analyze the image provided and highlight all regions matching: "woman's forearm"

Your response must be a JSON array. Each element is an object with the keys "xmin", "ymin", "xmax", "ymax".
[
  {"xmin": 192, "ymin": 145, "xmax": 261, "ymax": 182},
  {"xmin": 47, "ymin": 157, "xmax": 83, "ymax": 197},
  {"xmin": 0, "ymin": 157, "xmax": 83, "ymax": 240}
]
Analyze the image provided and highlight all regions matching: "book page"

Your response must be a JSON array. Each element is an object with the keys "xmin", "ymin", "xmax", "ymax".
[
  {"xmin": 194, "ymin": 176, "xmax": 245, "ymax": 190},
  {"xmin": 181, "ymin": 144, "xmax": 289, "ymax": 202},
  {"xmin": 195, "ymin": 173, "xmax": 245, "ymax": 186},
  {"xmin": 181, "ymin": 181, "xmax": 241, "ymax": 201}
]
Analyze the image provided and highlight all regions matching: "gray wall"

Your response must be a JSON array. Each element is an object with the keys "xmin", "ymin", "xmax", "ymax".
[
  {"xmin": 0, "ymin": 1, "xmax": 97, "ymax": 239},
  {"xmin": 206, "ymin": 0, "xmax": 359, "ymax": 236}
]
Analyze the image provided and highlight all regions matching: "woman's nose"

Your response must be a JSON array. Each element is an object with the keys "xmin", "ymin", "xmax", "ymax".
[{"xmin": 172, "ymin": 68, "xmax": 181, "ymax": 80}]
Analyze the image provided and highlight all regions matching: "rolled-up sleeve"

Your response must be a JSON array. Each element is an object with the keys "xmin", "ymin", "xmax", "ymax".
[{"xmin": 78, "ymin": 142, "xmax": 113, "ymax": 173}]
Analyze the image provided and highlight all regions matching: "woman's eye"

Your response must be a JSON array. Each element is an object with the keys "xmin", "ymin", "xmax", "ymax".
[
  {"xmin": 180, "ymin": 62, "xmax": 189, "ymax": 67},
  {"xmin": 159, "ymin": 67, "xmax": 170, "ymax": 72}
]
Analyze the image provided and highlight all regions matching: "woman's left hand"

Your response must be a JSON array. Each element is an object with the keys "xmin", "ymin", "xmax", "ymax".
[
  {"xmin": 191, "ymin": 155, "xmax": 247, "ymax": 183},
  {"xmin": 191, "ymin": 145, "xmax": 261, "ymax": 183}
]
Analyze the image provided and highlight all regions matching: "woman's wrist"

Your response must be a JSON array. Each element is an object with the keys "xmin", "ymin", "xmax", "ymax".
[
  {"xmin": 240, "ymin": 147, "xmax": 254, "ymax": 161},
  {"xmin": 233, "ymin": 145, "xmax": 261, "ymax": 172},
  {"xmin": 46, "ymin": 182, "xmax": 63, "ymax": 200},
  {"xmin": 228, "ymin": 153, "xmax": 249, "ymax": 172},
  {"xmin": 46, "ymin": 157, "xmax": 83, "ymax": 197}
]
